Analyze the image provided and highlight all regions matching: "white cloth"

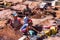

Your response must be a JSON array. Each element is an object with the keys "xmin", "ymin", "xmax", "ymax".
[
  {"xmin": 51, "ymin": 0, "xmax": 58, "ymax": 6},
  {"xmin": 18, "ymin": 35, "xmax": 27, "ymax": 40},
  {"xmin": 55, "ymin": 0, "xmax": 58, "ymax": 1},
  {"xmin": 39, "ymin": 2, "xmax": 46, "ymax": 8},
  {"xmin": 51, "ymin": 1, "xmax": 56, "ymax": 6}
]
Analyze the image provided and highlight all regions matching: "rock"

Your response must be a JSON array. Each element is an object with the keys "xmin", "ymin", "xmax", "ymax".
[
  {"xmin": 23, "ymin": 1, "xmax": 32, "ymax": 5},
  {"xmin": 4, "ymin": 0, "xmax": 24, "ymax": 3},
  {"xmin": 23, "ymin": 1, "xmax": 39, "ymax": 9},
  {"xmin": 29, "ymin": 2, "xmax": 39, "ymax": 9},
  {"xmin": 0, "ymin": 9, "xmax": 13, "ymax": 20},
  {"xmin": 11, "ymin": 4, "xmax": 26, "ymax": 11}
]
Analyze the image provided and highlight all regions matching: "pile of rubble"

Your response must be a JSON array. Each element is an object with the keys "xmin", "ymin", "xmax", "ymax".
[
  {"xmin": 0, "ymin": 20, "xmax": 22, "ymax": 40},
  {"xmin": 0, "ymin": 0, "xmax": 41, "ymax": 20},
  {"xmin": 4, "ymin": 0, "xmax": 24, "ymax": 3},
  {"xmin": 0, "ymin": 9, "xmax": 13, "ymax": 20}
]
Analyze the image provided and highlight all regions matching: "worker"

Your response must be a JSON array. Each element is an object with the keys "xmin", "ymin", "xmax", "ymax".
[
  {"xmin": 20, "ymin": 14, "xmax": 30, "ymax": 35},
  {"xmin": 23, "ymin": 4, "xmax": 32, "ymax": 15},
  {"xmin": 8, "ymin": 11, "xmax": 21, "ymax": 30}
]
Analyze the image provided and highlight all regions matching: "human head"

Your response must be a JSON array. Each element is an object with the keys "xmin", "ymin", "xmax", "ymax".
[
  {"xmin": 25, "ymin": 4, "xmax": 29, "ymax": 8},
  {"xmin": 12, "ymin": 11, "xmax": 18, "ymax": 19},
  {"xmin": 25, "ymin": 13, "xmax": 28, "ymax": 17}
]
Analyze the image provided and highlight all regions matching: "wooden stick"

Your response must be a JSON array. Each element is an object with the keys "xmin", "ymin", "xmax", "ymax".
[{"xmin": 31, "ymin": 27, "xmax": 40, "ymax": 33}]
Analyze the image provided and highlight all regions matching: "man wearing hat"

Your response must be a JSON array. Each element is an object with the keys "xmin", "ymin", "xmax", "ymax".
[{"xmin": 8, "ymin": 11, "xmax": 21, "ymax": 30}]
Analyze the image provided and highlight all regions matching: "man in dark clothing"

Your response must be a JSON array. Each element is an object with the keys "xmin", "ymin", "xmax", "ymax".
[{"xmin": 23, "ymin": 4, "xmax": 32, "ymax": 15}]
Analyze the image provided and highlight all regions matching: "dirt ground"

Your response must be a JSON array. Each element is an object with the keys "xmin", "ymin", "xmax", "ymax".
[{"xmin": 0, "ymin": 0, "xmax": 60, "ymax": 40}]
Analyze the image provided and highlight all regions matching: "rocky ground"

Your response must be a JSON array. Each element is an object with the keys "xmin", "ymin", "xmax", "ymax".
[{"xmin": 0, "ymin": 0, "xmax": 60, "ymax": 40}]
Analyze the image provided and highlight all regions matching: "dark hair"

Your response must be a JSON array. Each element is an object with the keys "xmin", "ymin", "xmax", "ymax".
[{"xmin": 25, "ymin": 14, "xmax": 28, "ymax": 16}]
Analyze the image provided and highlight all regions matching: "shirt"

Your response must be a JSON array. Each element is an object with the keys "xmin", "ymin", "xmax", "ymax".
[
  {"xmin": 24, "ymin": 16, "xmax": 29, "ymax": 24},
  {"xmin": 10, "ymin": 17, "xmax": 21, "ymax": 27}
]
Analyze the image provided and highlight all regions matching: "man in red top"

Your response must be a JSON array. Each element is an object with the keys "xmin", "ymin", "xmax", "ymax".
[{"xmin": 8, "ymin": 11, "xmax": 21, "ymax": 30}]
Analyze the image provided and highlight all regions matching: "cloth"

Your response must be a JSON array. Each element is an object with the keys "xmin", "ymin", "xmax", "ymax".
[
  {"xmin": 50, "ymin": 26, "xmax": 56, "ymax": 30},
  {"xmin": 51, "ymin": 0, "xmax": 58, "ymax": 6},
  {"xmin": 39, "ymin": 2, "xmax": 46, "ymax": 8},
  {"xmin": 29, "ymin": 30, "xmax": 36, "ymax": 36},
  {"xmin": 43, "ymin": 25, "xmax": 51, "ymax": 29},
  {"xmin": 24, "ymin": 16, "xmax": 29, "ymax": 24},
  {"xmin": 18, "ymin": 35, "xmax": 27, "ymax": 40},
  {"xmin": 10, "ymin": 17, "xmax": 21, "ymax": 28},
  {"xmin": 20, "ymin": 24, "xmax": 28, "ymax": 33},
  {"xmin": 50, "ymin": 26, "xmax": 57, "ymax": 35},
  {"xmin": 28, "ymin": 19, "xmax": 32, "ymax": 23},
  {"xmin": 28, "ymin": 19, "xmax": 33, "ymax": 26}
]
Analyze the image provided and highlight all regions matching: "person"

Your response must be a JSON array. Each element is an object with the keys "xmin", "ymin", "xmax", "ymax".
[
  {"xmin": 19, "ymin": 14, "xmax": 32, "ymax": 40},
  {"xmin": 27, "ymin": 24, "xmax": 43, "ymax": 40},
  {"xmin": 28, "ymin": 25, "xmax": 43, "ymax": 40},
  {"xmin": 20, "ymin": 14, "xmax": 30, "ymax": 35},
  {"xmin": 8, "ymin": 11, "xmax": 21, "ymax": 30},
  {"xmin": 23, "ymin": 4, "xmax": 32, "ymax": 15},
  {"xmin": 24, "ymin": 14, "xmax": 30, "ymax": 24}
]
